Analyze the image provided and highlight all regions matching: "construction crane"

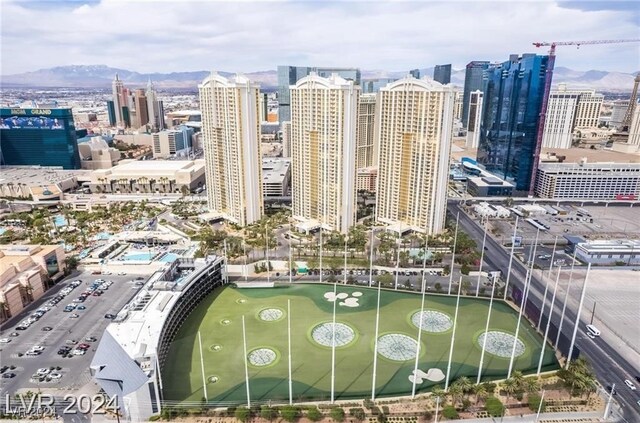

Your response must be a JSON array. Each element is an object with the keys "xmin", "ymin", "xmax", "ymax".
[{"xmin": 527, "ymin": 39, "xmax": 640, "ymax": 197}]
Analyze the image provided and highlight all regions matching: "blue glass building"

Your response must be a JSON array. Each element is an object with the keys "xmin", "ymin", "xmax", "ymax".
[
  {"xmin": 462, "ymin": 61, "xmax": 490, "ymax": 128},
  {"xmin": 433, "ymin": 64, "xmax": 451, "ymax": 84},
  {"xmin": 107, "ymin": 100, "xmax": 116, "ymax": 126},
  {"xmin": 476, "ymin": 54, "xmax": 549, "ymax": 193},
  {"xmin": 0, "ymin": 108, "xmax": 81, "ymax": 169}
]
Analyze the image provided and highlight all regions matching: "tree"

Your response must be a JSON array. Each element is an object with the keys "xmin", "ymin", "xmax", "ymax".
[
  {"xmin": 349, "ymin": 408, "xmax": 365, "ymax": 421},
  {"xmin": 453, "ymin": 376, "xmax": 473, "ymax": 394},
  {"xmin": 527, "ymin": 393, "xmax": 545, "ymax": 412},
  {"xmin": 434, "ymin": 282, "xmax": 442, "ymax": 292},
  {"xmin": 484, "ymin": 396, "xmax": 505, "ymax": 417},
  {"xmin": 306, "ymin": 407, "xmax": 323, "ymax": 422},
  {"xmin": 261, "ymin": 406, "xmax": 278, "ymax": 421},
  {"xmin": 431, "ymin": 386, "xmax": 447, "ymax": 406},
  {"xmin": 234, "ymin": 407, "xmax": 250, "ymax": 422},
  {"xmin": 280, "ymin": 406, "xmax": 300, "ymax": 423},
  {"xmin": 502, "ymin": 378, "xmax": 517, "ymax": 401},
  {"xmin": 64, "ymin": 256, "xmax": 79, "ymax": 272},
  {"xmin": 441, "ymin": 405, "xmax": 459, "ymax": 419},
  {"xmin": 473, "ymin": 384, "xmax": 488, "ymax": 405},
  {"xmin": 330, "ymin": 407, "xmax": 345, "ymax": 422},
  {"xmin": 448, "ymin": 383, "xmax": 464, "ymax": 406},
  {"xmin": 376, "ymin": 273, "xmax": 393, "ymax": 287}
]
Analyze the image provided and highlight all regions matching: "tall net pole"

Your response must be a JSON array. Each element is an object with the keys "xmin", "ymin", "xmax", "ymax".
[
  {"xmin": 241, "ymin": 315, "xmax": 251, "ymax": 407},
  {"xmin": 371, "ymin": 274, "xmax": 382, "ymax": 400},
  {"xmin": 287, "ymin": 299, "xmax": 293, "ymax": 405},
  {"xmin": 448, "ymin": 212, "xmax": 460, "ymax": 295},
  {"xmin": 477, "ymin": 274, "xmax": 497, "ymax": 384},
  {"xmin": 476, "ymin": 220, "xmax": 488, "ymax": 297},
  {"xmin": 538, "ymin": 266, "xmax": 561, "ymax": 375},
  {"xmin": 445, "ymin": 276, "xmax": 462, "ymax": 391},
  {"xmin": 411, "ymin": 237, "xmax": 429, "ymax": 398},
  {"xmin": 556, "ymin": 249, "xmax": 577, "ymax": 347},
  {"xmin": 503, "ymin": 216, "xmax": 519, "ymax": 300},
  {"xmin": 566, "ymin": 264, "xmax": 591, "ymax": 369}
]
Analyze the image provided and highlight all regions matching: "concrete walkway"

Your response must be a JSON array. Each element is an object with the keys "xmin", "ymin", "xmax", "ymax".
[{"xmin": 447, "ymin": 410, "xmax": 604, "ymax": 422}]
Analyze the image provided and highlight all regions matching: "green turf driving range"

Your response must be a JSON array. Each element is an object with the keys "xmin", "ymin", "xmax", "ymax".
[{"xmin": 163, "ymin": 283, "xmax": 558, "ymax": 404}]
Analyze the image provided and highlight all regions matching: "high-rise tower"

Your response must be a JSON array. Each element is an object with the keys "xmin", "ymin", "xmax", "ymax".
[
  {"xmin": 199, "ymin": 72, "xmax": 264, "ymax": 226},
  {"xmin": 462, "ymin": 61, "xmax": 490, "ymax": 129},
  {"xmin": 433, "ymin": 64, "xmax": 452, "ymax": 85},
  {"xmin": 476, "ymin": 54, "xmax": 549, "ymax": 192},
  {"xmin": 375, "ymin": 76, "xmax": 455, "ymax": 234},
  {"xmin": 290, "ymin": 72, "xmax": 359, "ymax": 233},
  {"xmin": 356, "ymin": 93, "xmax": 377, "ymax": 169},
  {"xmin": 111, "ymin": 74, "xmax": 125, "ymax": 127}
]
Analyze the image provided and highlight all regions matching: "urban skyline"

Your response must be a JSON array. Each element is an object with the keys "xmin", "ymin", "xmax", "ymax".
[{"xmin": 1, "ymin": 1, "xmax": 639, "ymax": 76}]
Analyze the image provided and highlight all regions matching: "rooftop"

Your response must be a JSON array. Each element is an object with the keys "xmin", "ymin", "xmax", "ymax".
[
  {"xmin": 103, "ymin": 256, "xmax": 222, "ymax": 358},
  {"xmin": 97, "ymin": 159, "xmax": 205, "ymax": 176},
  {"xmin": 262, "ymin": 158, "xmax": 290, "ymax": 184},
  {"xmin": 541, "ymin": 147, "xmax": 640, "ymax": 164},
  {"xmin": 0, "ymin": 166, "xmax": 90, "ymax": 185}
]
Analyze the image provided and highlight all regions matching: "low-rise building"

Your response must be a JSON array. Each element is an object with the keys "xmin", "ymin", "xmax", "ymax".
[
  {"xmin": 575, "ymin": 239, "xmax": 640, "ymax": 265},
  {"xmin": 535, "ymin": 161, "xmax": 640, "ymax": 200},
  {"xmin": 78, "ymin": 136, "xmax": 121, "ymax": 169},
  {"xmin": 152, "ymin": 126, "xmax": 194, "ymax": 158},
  {"xmin": 262, "ymin": 158, "xmax": 290, "ymax": 197},
  {"xmin": 0, "ymin": 166, "xmax": 90, "ymax": 201},
  {"xmin": 467, "ymin": 176, "xmax": 514, "ymax": 197},
  {"xmin": 357, "ymin": 166, "xmax": 378, "ymax": 193},
  {"xmin": 0, "ymin": 244, "xmax": 66, "ymax": 322},
  {"xmin": 89, "ymin": 160, "xmax": 206, "ymax": 195}
]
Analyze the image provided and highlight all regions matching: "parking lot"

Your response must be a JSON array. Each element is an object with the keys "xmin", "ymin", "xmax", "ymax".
[
  {"xmin": 0, "ymin": 270, "xmax": 148, "ymax": 395},
  {"xmin": 488, "ymin": 204, "xmax": 640, "ymax": 247},
  {"xmin": 552, "ymin": 267, "xmax": 640, "ymax": 374}
]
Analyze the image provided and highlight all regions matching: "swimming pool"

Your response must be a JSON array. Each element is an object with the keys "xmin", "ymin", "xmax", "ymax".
[
  {"xmin": 0, "ymin": 228, "xmax": 6, "ymax": 236},
  {"xmin": 159, "ymin": 253, "xmax": 179, "ymax": 263},
  {"xmin": 120, "ymin": 252, "xmax": 155, "ymax": 261},
  {"xmin": 54, "ymin": 215, "xmax": 68, "ymax": 227}
]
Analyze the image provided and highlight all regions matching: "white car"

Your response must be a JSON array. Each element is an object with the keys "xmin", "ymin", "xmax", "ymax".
[
  {"xmin": 625, "ymin": 379, "xmax": 637, "ymax": 390},
  {"xmin": 73, "ymin": 349, "xmax": 86, "ymax": 356},
  {"xmin": 36, "ymin": 368, "xmax": 50, "ymax": 376},
  {"xmin": 0, "ymin": 338, "xmax": 11, "ymax": 343},
  {"xmin": 30, "ymin": 345, "xmax": 45, "ymax": 352},
  {"xmin": 118, "ymin": 272, "xmax": 127, "ymax": 275},
  {"xmin": 49, "ymin": 372, "xmax": 62, "ymax": 379}
]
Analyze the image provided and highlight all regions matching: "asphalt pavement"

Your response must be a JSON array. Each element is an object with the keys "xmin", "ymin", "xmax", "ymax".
[
  {"xmin": 448, "ymin": 202, "xmax": 640, "ymax": 421},
  {"xmin": 0, "ymin": 271, "xmax": 146, "ymax": 397}
]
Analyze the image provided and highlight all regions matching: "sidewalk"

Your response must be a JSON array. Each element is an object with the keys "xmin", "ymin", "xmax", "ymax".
[{"xmin": 450, "ymin": 410, "xmax": 603, "ymax": 422}]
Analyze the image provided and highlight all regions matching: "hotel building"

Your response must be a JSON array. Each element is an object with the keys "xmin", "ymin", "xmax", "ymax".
[
  {"xmin": 290, "ymin": 72, "xmax": 359, "ymax": 233},
  {"xmin": 199, "ymin": 73, "xmax": 264, "ymax": 226},
  {"xmin": 375, "ymin": 76, "xmax": 455, "ymax": 234}
]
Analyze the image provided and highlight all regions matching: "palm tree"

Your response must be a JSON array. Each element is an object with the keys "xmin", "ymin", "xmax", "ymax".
[
  {"xmin": 502, "ymin": 378, "xmax": 517, "ymax": 402},
  {"xmin": 473, "ymin": 384, "xmax": 488, "ymax": 405},
  {"xmin": 448, "ymin": 383, "xmax": 464, "ymax": 407},
  {"xmin": 431, "ymin": 386, "xmax": 447, "ymax": 407},
  {"xmin": 454, "ymin": 376, "xmax": 474, "ymax": 394},
  {"xmin": 524, "ymin": 377, "xmax": 540, "ymax": 394}
]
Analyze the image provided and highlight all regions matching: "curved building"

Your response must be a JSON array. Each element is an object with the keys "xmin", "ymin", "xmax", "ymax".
[{"xmin": 90, "ymin": 256, "xmax": 226, "ymax": 422}]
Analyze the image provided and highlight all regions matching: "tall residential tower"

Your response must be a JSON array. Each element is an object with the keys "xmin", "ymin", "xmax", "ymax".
[
  {"xmin": 375, "ymin": 76, "xmax": 455, "ymax": 234},
  {"xmin": 199, "ymin": 73, "xmax": 263, "ymax": 226},
  {"xmin": 290, "ymin": 73, "xmax": 359, "ymax": 233}
]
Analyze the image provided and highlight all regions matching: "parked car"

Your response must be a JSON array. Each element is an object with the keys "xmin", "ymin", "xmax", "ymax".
[
  {"xmin": 1, "ymin": 373, "xmax": 16, "ymax": 379},
  {"xmin": 41, "ymin": 327, "xmax": 53, "ymax": 331},
  {"xmin": 104, "ymin": 314, "xmax": 115, "ymax": 319},
  {"xmin": 70, "ymin": 313, "xmax": 80, "ymax": 319},
  {"xmin": 0, "ymin": 338, "xmax": 11, "ymax": 344}
]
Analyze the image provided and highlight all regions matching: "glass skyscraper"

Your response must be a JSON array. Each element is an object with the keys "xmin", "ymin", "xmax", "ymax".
[
  {"xmin": 462, "ymin": 61, "xmax": 490, "ymax": 128},
  {"xmin": 433, "ymin": 64, "xmax": 451, "ymax": 84},
  {"xmin": 476, "ymin": 54, "xmax": 549, "ymax": 193},
  {"xmin": 0, "ymin": 107, "xmax": 81, "ymax": 169},
  {"xmin": 277, "ymin": 66, "xmax": 361, "ymax": 124}
]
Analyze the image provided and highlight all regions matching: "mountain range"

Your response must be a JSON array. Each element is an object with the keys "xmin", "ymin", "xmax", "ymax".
[{"xmin": 1, "ymin": 64, "xmax": 637, "ymax": 92}]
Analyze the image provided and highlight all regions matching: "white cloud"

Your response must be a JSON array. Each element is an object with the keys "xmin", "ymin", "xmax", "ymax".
[{"xmin": 1, "ymin": 0, "xmax": 638, "ymax": 75}]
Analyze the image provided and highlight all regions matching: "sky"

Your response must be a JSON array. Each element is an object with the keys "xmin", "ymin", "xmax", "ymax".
[{"xmin": 1, "ymin": 0, "xmax": 638, "ymax": 75}]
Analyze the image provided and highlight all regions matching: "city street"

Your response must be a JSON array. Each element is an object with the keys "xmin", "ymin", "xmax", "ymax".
[{"xmin": 448, "ymin": 201, "xmax": 640, "ymax": 421}]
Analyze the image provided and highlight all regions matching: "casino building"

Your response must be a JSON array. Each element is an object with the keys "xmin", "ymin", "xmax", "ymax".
[{"xmin": 0, "ymin": 107, "xmax": 81, "ymax": 169}]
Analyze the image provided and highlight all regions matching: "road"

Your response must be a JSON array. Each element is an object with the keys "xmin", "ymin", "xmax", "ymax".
[{"xmin": 448, "ymin": 202, "xmax": 640, "ymax": 421}]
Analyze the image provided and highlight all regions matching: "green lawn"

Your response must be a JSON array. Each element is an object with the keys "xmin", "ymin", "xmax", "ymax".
[{"xmin": 163, "ymin": 283, "xmax": 558, "ymax": 404}]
